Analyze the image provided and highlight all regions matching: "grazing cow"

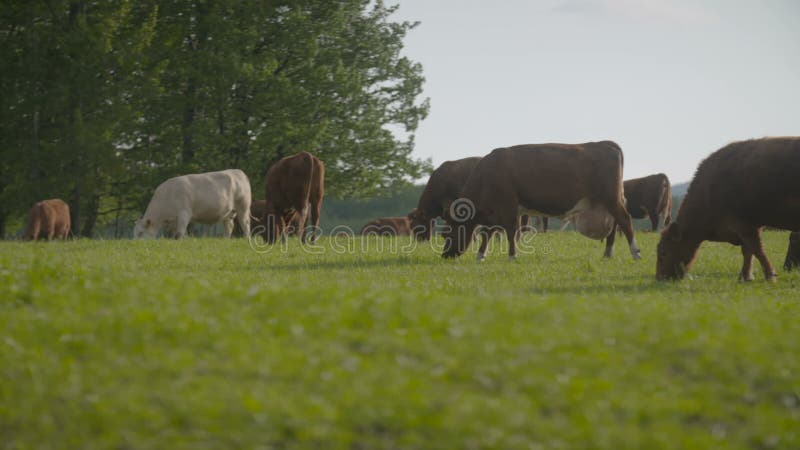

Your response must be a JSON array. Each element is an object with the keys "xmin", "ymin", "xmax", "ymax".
[
  {"xmin": 25, "ymin": 199, "xmax": 71, "ymax": 241},
  {"xmin": 623, "ymin": 173, "xmax": 672, "ymax": 231},
  {"xmin": 409, "ymin": 157, "xmax": 540, "ymax": 257},
  {"xmin": 785, "ymin": 232, "xmax": 800, "ymax": 271},
  {"xmin": 442, "ymin": 141, "xmax": 640, "ymax": 261},
  {"xmin": 262, "ymin": 152, "xmax": 325, "ymax": 244},
  {"xmin": 134, "ymin": 169, "xmax": 251, "ymax": 239},
  {"xmin": 361, "ymin": 215, "xmax": 413, "ymax": 236},
  {"xmin": 233, "ymin": 199, "xmax": 267, "ymax": 237},
  {"xmin": 410, "ymin": 157, "xmax": 483, "ymax": 241},
  {"xmin": 657, "ymin": 137, "xmax": 800, "ymax": 281}
]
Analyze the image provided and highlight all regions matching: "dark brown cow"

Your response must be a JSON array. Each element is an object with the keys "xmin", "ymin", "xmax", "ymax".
[
  {"xmin": 410, "ymin": 157, "xmax": 482, "ymax": 240},
  {"xmin": 360, "ymin": 215, "xmax": 413, "ymax": 236},
  {"xmin": 785, "ymin": 232, "xmax": 800, "ymax": 271},
  {"xmin": 657, "ymin": 137, "xmax": 800, "ymax": 281},
  {"xmin": 442, "ymin": 141, "xmax": 640, "ymax": 260},
  {"xmin": 623, "ymin": 173, "xmax": 672, "ymax": 231},
  {"xmin": 262, "ymin": 152, "xmax": 325, "ymax": 244},
  {"xmin": 25, "ymin": 199, "xmax": 71, "ymax": 241},
  {"xmin": 409, "ymin": 157, "xmax": 544, "ymax": 258}
]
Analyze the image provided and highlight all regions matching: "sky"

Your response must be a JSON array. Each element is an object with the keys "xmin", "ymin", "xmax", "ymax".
[{"xmin": 392, "ymin": 0, "xmax": 800, "ymax": 183}]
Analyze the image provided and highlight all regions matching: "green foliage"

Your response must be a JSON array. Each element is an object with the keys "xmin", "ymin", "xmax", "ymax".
[
  {"xmin": 0, "ymin": 1, "xmax": 430, "ymax": 237},
  {"xmin": 1, "ymin": 231, "xmax": 799, "ymax": 449}
]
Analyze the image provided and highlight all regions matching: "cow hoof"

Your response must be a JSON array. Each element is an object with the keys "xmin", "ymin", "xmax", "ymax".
[
  {"xmin": 476, "ymin": 253, "xmax": 486, "ymax": 262},
  {"xmin": 739, "ymin": 273, "xmax": 754, "ymax": 282},
  {"xmin": 508, "ymin": 255, "xmax": 517, "ymax": 262},
  {"xmin": 766, "ymin": 272, "xmax": 778, "ymax": 282},
  {"xmin": 603, "ymin": 251, "xmax": 613, "ymax": 258}
]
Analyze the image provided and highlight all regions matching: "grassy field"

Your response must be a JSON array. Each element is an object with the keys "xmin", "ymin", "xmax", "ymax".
[{"xmin": 1, "ymin": 231, "xmax": 799, "ymax": 449}]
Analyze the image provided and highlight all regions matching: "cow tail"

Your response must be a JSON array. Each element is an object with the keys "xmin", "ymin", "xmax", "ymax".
[
  {"xmin": 657, "ymin": 175, "xmax": 672, "ymax": 226},
  {"xmin": 614, "ymin": 143, "xmax": 626, "ymax": 207},
  {"xmin": 302, "ymin": 152, "xmax": 314, "ymax": 214}
]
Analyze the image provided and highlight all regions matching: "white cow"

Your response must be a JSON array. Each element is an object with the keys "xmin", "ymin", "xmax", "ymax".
[{"xmin": 134, "ymin": 169, "xmax": 251, "ymax": 239}]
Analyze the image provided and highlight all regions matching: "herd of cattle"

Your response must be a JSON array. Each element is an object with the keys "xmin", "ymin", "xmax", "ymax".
[{"xmin": 21, "ymin": 137, "xmax": 800, "ymax": 281}]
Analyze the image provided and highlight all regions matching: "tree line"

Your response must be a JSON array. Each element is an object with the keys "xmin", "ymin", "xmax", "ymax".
[{"xmin": 0, "ymin": 0, "xmax": 431, "ymax": 238}]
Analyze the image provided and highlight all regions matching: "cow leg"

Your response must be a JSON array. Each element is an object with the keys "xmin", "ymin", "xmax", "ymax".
[
  {"xmin": 499, "ymin": 212, "xmax": 520, "ymax": 261},
  {"xmin": 235, "ymin": 208, "xmax": 251, "ymax": 238},
  {"xmin": 476, "ymin": 227, "xmax": 490, "ymax": 261},
  {"xmin": 307, "ymin": 200, "xmax": 321, "ymax": 243},
  {"xmin": 608, "ymin": 204, "xmax": 641, "ymax": 260},
  {"xmin": 296, "ymin": 211, "xmax": 309, "ymax": 244},
  {"xmin": 541, "ymin": 217, "xmax": 548, "ymax": 233},
  {"xmin": 604, "ymin": 225, "xmax": 617, "ymax": 258},
  {"xmin": 223, "ymin": 218, "xmax": 235, "ymax": 238},
  {"xmin": 175, "ymin": 212, "xmax": 191, "ymax": 239},
  {"xmin": 739, "ymin": 246, "xmax": 754, "ymax": 282},
  {"xmin": 505, "ymin": 222, "xmax": 519, "ymax": 261},
  {"xmin": 739, "ymin": 227, "xmax": 777, "ymax": 281},
  {"xmin": 649, "ymin": 212, "xmax": 660, "ymax": 232}
]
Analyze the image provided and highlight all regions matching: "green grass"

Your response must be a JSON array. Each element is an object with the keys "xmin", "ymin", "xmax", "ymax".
[{"xmin": 1, "ymin": 231, "xmax": 799, "ymax": 449}]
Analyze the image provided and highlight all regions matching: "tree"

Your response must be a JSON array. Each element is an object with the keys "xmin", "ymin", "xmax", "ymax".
[{"xmin": 0, "ymin": 0, "xmax": 430, "ymax": 237}]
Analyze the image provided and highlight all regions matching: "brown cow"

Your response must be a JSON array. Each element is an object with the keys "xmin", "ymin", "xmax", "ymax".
[
  {"xmin": 25, "ymin": 199, "xmax": 71, "ymax": 241},
  {"xmin": 409, "ymin": 157, "xmax": 544, "ymax": 258},
  {"xmin": 623, "ymin": 173, "xmax": 672, "ymax": 231},
  {"xmin": 360, "ymin": 215, "xmax": 413, "ymax": 236},
  {"xmin": 785, "ymin": 232, "xmax": 800, "ymax": 271},
  {"xmin": 657, "ymin": 137, "xmax": 800, "ymax": 281},
  {"xmin": 442, "ymin": 141, "xmax": 640, "ymax": 261},
  {"xmin": 262, "ymin": 152, "xmax": 325, "ymax": 244},
  {"xmin": 410, "ymin": 157, "xmax": 482, "ymax": 240},
  {"xmin": 244, "ymin": 199, "xmax": 307, "ymax": 238}
]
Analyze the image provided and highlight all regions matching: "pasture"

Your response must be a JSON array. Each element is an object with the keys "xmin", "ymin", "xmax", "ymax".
[{"xmin": 1, "ymin": 231, "xmax": 799, "ymax": 449}]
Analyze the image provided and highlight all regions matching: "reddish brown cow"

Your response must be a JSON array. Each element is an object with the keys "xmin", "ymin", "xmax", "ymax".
[
  {"xmin": 442, "ymin": 141, "xmax": 640, "ymax": 261},
  {"xmin": 25, "ymin": 199, "xmax": 71, "ymax": 241},
  {"xmin": 623, "ymin": 173, "xmax": 672, "ymax": 231},
  {"xmin": 657, "ymin": 137, "xmax": 800, "ymax": 281},
  {"xmin": 785, "ymin": 232, "xmax": 800, "ymax": 271},
  {"xmin": 360, "ymin": 215, "xmax": 413, "ymax": 236},
  {"xmin": 262, "ymin": 152, "xmax": 325, "ymax": 244}
]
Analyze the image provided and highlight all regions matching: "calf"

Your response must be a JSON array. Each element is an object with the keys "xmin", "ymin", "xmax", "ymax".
[
  {"xmin": 623, "ymin": 173, "xmax": 672, "ymax": 231},
  {"xmin": 25, "ymin": 199, "xmax": 71, "ymax": 241},
  {"xmin": 361, "ymin": 215, "xmax": 413, "ymax": 236},
  {"xmin": 657, "ymin": 137, "xmax": 800, "ymax": 281}
]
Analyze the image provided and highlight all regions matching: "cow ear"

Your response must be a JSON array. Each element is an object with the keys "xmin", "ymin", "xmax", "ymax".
[{"xmin": 145, "ymin": 219, "xmax": 151, "ymax": 227}]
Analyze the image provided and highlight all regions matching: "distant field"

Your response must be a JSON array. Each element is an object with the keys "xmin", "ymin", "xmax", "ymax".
[{"xmin": 1, "ymin": 231, "xmax": 799, "ymax": 449}]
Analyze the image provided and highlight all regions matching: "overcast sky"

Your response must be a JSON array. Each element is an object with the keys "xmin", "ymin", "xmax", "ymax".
[{"xmin": 393, "ymin": 0, "xmax": 800, "ymax": 183}]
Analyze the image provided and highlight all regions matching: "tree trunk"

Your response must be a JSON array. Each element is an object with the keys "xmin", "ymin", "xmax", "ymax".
[
  {"xmin": 181, "ymin": 75, "xmax": 197, "ymax": 165},
  {"xmin": 69, "ymin": 186, "xmax": 81, "ymax": 237},
  {"xmin": 81, "ymin": 194, "xmax": 100, "ymax": 238}
]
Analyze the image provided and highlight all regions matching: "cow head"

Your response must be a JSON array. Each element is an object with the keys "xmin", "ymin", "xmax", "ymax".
[
  {"xmin": 133, "ymin": 218, "xmax": 158, "ymax": 239},
  {"xmin": 261, "ymin": 207, "xmax": 285, "ymax": 245},
  {"xmin": 408, "ymin": 208, "xmax": 432, "ymax": 241},
  {"xmin": 656, "ymin": 222, "xmax": 700, "ymax": 280}
]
